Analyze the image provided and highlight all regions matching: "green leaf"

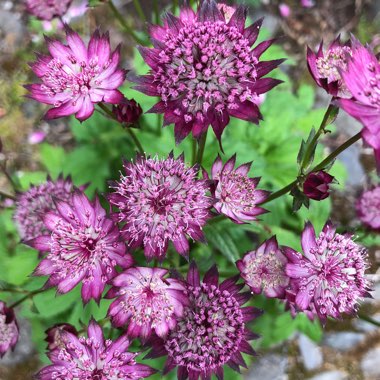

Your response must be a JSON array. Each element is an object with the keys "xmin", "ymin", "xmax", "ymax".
[{"xmin": 39, "ymin": 143, "xmax": 66, "ymax": 178}]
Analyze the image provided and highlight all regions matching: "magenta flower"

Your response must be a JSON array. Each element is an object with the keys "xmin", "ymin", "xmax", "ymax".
[
  {"xmin": 284, "ymin": 221, "xmax": 371, "ymax": 323},
  {"xmin": 25, "ymin": 0, "xmax": 72, "ymax": 21},
  {"xmin": 147, "ymin": 262, "xmax": 261, "ymax": 380},
  {"xmin": 45, "ymin": 323, "xmax": 77, "ymax": 351},
  {"xmin": 337, "ymin": 39, "xmax": 380, "ymax": 171},
  {"xmin": 108, "ymin": 153, "xmax": 213, "ymax": 261},
  {"xmin": 26, "ymin": 27, "xmax": 126, "ymax": 121},
  {"xmin": 279, "ymin": 3, "xmax": 291, "ymax": 18},
  {"xmin": 134, "ymin": 0, "xmax": 283, "ymax": 144},
  {"xmin": 0, "ymin": 302, "xmax": 19, "ymax": 358},
  {"xmin": 307, "ymin": 37, "xmax": 352, "ymax": 97},
  {"xmin": 303, "ymin": 170, "xmax": 334, "ymax": 201},
  {"xmin": 36, "ymin": 319, "xmax": 155, "ymax": 380},
  {"xmin": 112, "ymin": 97, "xmax": 143, "ymax": 126},
  {"xmin": 26, "ymin": 190, "xmax": 133, "ymax": 303},
  {"xmin": 107, "ymin": 267, "xmax": 188, "ymax": 340},
  {"xmin": 14, "ymin": 175, "xmax": 77, "ymax": 242},
  {"xmin": 356, "ymin": 186, "xmax": 380, "ymax": 230},
  {"xmin": 28, "ymin": 130, "xmax": 46, "ymax": 144},
  {"xmin": 207, "ymin": 154, "xmax": 268, "ymax": 223},
  {"xmin": 237, "ymin": 236, "xmax": 289, "ymax": 298}
]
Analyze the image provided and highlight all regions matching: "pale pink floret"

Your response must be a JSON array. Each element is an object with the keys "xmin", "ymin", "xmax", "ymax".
[
  {"xmin": 35, "ymin": 320, "xmax": 155, "ymax": 380},
  {"xmin": 25, "ymin": 0, "xmax": 72, "ymax": 21},
  {"xmin": 26, "ymin": 26, "xmax": 126, "ymax": 122},
  {"xmin": 107, "ymin": 267, "xmax": 188, "ymax": 340},
  {"xmin": 0, "ymin": 302, "xmax": 19, "ymax": 358},
  {"xmin": 26, "ymin": 190, "xmax": 133, "ymax": 303},
  {"xmin": 356, "ymin": 186, "xmax": 380, "ymax": 230}
]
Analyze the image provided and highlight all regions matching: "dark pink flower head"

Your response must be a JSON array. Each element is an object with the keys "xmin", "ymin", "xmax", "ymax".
[
  {"xmin": 26, "ymin": 190, "xmax": 133, "ymax": 304},
  {"xmin": 337, "ymin": 38, "xmax": 380, "ymax": 171},
  {"xmin": 36, "ymin": 319, "xmax": 156, "ymax": 380},
  {"xmin": 14, "ymin": 175, "xmax": 77, "ymax": 242},
  {"xmin": 26, "ymin": 27, "xmax": 126, "ymax": 122},
  {"xmin": 307, "ymin": 36, "xmax": 352, "ymax": 97},
  {"xmin": 303, "ymin": 170, "xmax": 334, "ymax": 201},
  {"xmin": 134, "ymin": 0, "xmax": 283, "ymax": 145},
  {"xmin": 147, "ymin": 263, "xmax": 261, "ymax": 380},
  {"xmin": 237, "ymin": 236, "xmax": 289, "ymax": 298},
  {"xmin": 25, "ymin": 0, "xmax": 72, "ymax": 21},
  {"xmin": 356, "ymin": 186, "xmax": 380, "ymax": 230},
  {"xmin": 108, "ymin": 153, "xmax": 213, "ymax": 262},
  {"xmin": 284, "ymin": 221, "xmax": 371, "ymax": 323},
  {"xmin": 112, "ymin": 97, "xmax": 143, "ymax": 126},
  {"xmin": 0, "ymin": 302, "xmax": 19, "ymax": 358},
  {"xmin": 107, "ymin": 267, "xmax": 188, "ymax": 340},
  {"xmin": 208, "ymin": 154, "xmax": 268, "ymax": 223},
  {"xmin": 45, "ymin": 323, "xmax": 77, "ymax": 351}
]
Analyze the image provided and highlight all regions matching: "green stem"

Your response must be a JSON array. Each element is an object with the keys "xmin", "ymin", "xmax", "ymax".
[
  {"xmin": 9, "ymin": 288, "xmax": 47, "ymax": 309},
  {"xmin": 153, "ymin": 0, "xmax": 160, "ymax": 24},
  {"xmin": 358, "ymin": 313, "xmax": 380, "ymax": 327},
  {"xmin": 0, "ymin": 190, "xmax": 16, "ymax": 201},
  {"xmin": 172, "ymin": 0, "xmax": 179, "ymax": 13},
  {"xmin": 208, "ymin": 214, "xmax": 226, "ymax": 225},
  {"xmin": 193, "ymin": 132, "xmax": 207, "ymax": 167},
  {"xmin": 0, "ymin": 288, "xmax": 28, "ymax": 294},
  {"xmin": 133, "ymin": 0, "xmax": 146, "ymax": 22}
]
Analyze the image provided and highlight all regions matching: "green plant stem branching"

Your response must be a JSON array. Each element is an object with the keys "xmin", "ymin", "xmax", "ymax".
[
  {"xmin": 133, "ymin": 0, "xmax": 146, "ymax": 23},
  {"xmin": 9, "ymin": 288, "xmax": 47, "ymax": 309},
  {"xmin": 193, "ymin": 131, "xmax": 207, "ymax": 167}
]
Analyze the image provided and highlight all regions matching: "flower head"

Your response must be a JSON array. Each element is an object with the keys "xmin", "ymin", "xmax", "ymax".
[
  {"xmin": 26, "ymin": 190, "xmax": 133, "ymax": 303},
  {"xmin": 237, "ymin": 236, "xmax": 289, "ymax": 298},
  {"xmin": 26, "ymin": 27, "xmax": 126, "ymax": 121},
  {"xmin": 303, "ymin": 170, "xmax": 335, "ymax": 201},
  {"xmin": 108, "ymin": 153, "xmax": 213, "ymax": 261},
  {"xmin": 147, "ymin": 263, "xmax": 261, "ymax": 380},
  {"xmin": 307, "ymin": 36, "xmax": 352, "ymax": 97},
  {"xmin": 36, "ymin": 319, "xmax": 155, "ymax": 380},
  {"xmin": 112, "ymin": 97, "xmax": 143, "ymax": 126},
  {"xmin": 0, "ymin": 302, "xmax": 19, "ymax": 358},
  {"xmin": 45, "ymin": 323, "xmax": 78, "ymax": 351},
  {"xmin": 284, "ymin": 221, "xmax": 371, "ymax": 323},
  {"xmin": 134, "ymin": 0, "xmax": 282, "ymax": 144},
  {"xmin": 356, "ymin": 186, "xmax": 380, "ymax": 230},
  {"xmin": 107, "ymin": 267, "xmax": 188, "ymax": 340},
  {"xmin": 14, "ymin": 175, "xmax": 77, "ymax": 242},
  {"xmin": 25, "ymin": 0, "xmax": 72, "ymax": 21},
  {"xmin": 208, "ymin": 154, "xmax": 268, "ymax": 223}
]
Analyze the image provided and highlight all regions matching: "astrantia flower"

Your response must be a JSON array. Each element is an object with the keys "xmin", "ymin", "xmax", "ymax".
[
  {"xmin": 25, "ymin": 0, "xmax": 72, "ymax": 21},
  {"xmin": 207, "ymin": 154, "xmax": 268, "ymax": 223},
  {"xmin": 112, "ymin": 97, "xmax": 143, "ymax": 126},
  {"xmin": 356, "ymin": 186, "xmax": 380, "ymax": 230},
  {"xmin": 14, "ymin": 175, "xmax": 77, "ymax": 242},
  {"xmin": 237, "ymin": 236, "xmax": 289, "ymax": 298},
  {"xmin": 307, "ymin": 37, "xmax": 352, "ymax": 97},
  {"xmin": 107, "ymin": 267, "xmax": 188, "ymax": 340},
  {"xmin": 303, "ymin": 170, "xmax": 335, "ymax": 201},
  {"xmin": 26, "ymin": 27, "xmax": 126, "ymax": 121},
  {"xmin": 134, "ymin": 0, "xmax": 283, "ymax": 144},
  {"xmin": 108, "ymin": 153, "xmax": 213, "ymax": 261},
  {"xmin": 337, "ymin": 39, "xmax": 380, "ymax": 170},
  {"xmin": 147, "ymin": 263, "xmax": 261, "ymax": 380},
  {"xmin": 0, "ymin": 302, "xmax": 19, "ymax": 358},
  {"xmin": 36, "ymin": 319, "xmax": 155, "ymax": 380},
  {"xmin": 284, "ymin": 221, "xmax": 371, "ymax": 323},
  {"xmin": 26, "ymin": 190, "xmax": 133, "ymax": 303},
  {"xmin": 45, "ymin": 323, "xmax": 77, "ymax": 351}
]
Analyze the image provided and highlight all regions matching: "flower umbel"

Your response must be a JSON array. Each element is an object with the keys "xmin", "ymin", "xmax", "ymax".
[
  {"xmin": 25, "ymin": 0, "xmax": 72, "ymax": 21},
  {"xmin": 26, "ymin": 26, "xmax": 126, "ymax": 121},
  {"xmin": 0, "ymin": 302, "xmax": 19, "ymax": 358},
  {"xmin": 356, "ymin": 186, "xmax": 380, "ymax": 231},
  {"xmin": 108, "ymin": 153, "xmax": 213, "ymax": 261},
  {"xmin": 112, "ymin": 97, "xmax": 143, "ymax": 126},
  {"xmin": 26, "ymin": 190, "xmax": 133, "ymax": 303},
  {"xmin": 134, "ymin": 0, "xmax": 282, "ymax": 144}
]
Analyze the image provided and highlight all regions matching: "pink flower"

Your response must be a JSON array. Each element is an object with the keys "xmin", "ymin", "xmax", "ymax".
[
  {"xmin": 0, "ymin": 302, "xmax": 19, "ymax": 358},
  {"xmin": 356, "ymin": 186, "xmax": 380, "ymax": 230},
  {"xmin": 207, "ymin": 154, "xmax": 268, "ymax": 223},
  {"xmin": 107, "ymin": 267, "xmax": 188, "ymax": 340},
  {"xmin": 26, "ymin": 27, "xmax": 126, "ymax": 122},
  {"xmin": 28, "ymin": 130, "xmax": 46, "ymax": 144},
  {"xmin": 147, "ymin": 263, "xmax": 261, "ymax": 380},
  {"xmin": 303, "ymin": 170, "xmax": 334, "ymax": 201},
  {"xmin": 26, "ymin": 190, "xmax": 133, "ymax": 303},
  {"xmin": 237, "ymin": 236, "xmax": 289, "ymax": 298},
  {"xmin": 112, "ymin": 97, "xmax": 143, "ymax": 126},
  {"xmin": 108, "ymin": 153, "xmax": 213, "ymax": 261},
  {"xmin": 45, "ymin": 323, "xmax": 77, "ymax": 351},
  {"xmin": 25, "ymin": 0, "xmax": 72, "ymax": 21},
  {"xmin": 134, "ymin": 0, "xmax": 283, "ymax": 144},
  {"xmin": 279, "ymin": 3, "xmax": 291, "ymax": 18},
  {"xmin": 300, "ymin": 0, "xmax": 314, "ymax": 7},
  {"xmin": 36, "ymin": 319, "xmax": 155, "ymax": 380},
  {"xmin": 284, "ymin": 222, "xmax": 371, "ymax": 323}
]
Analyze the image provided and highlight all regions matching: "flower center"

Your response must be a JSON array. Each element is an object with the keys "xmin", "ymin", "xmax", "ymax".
[
  {"xmin": 0, "ymin": 315, "xmax": 16, "ymax": 346},
  {"xmin": 363, "ymin": 62, "xmax": 380, "ymax": 108},
  {"xmin": 316, "ymin": 46, "xmax": 351, "ymax": 83}
]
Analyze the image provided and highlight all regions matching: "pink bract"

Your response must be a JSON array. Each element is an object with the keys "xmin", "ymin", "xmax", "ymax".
[{"xmin": 303, "ymin": 170, "xmax": 334, "ymax": 201}]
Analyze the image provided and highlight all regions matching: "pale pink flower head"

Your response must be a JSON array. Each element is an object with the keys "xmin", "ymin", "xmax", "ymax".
[
  {"xmin": 284, "ymin": 221, "xmax": 371, "ymax": 323},
  {"xmin": 26, "ymin": 26, "xmax": 126, "ymax": 122},
  {"xmin": 36, "ymin": 319, "xmax": 156, "ymax": 380},
  {"xmin": 237, "ymin": 236, "xmax": 289, "ymax": 298},
  {"xmin": 147, "ymin": 262, "xmax": 261, "ymax": 380},
  {"xmin": 28, "ymin": 130, "xmax": 46, "ymax": 144},
  {"xmin": 279, "ymin": 3, "xmax": 291, "ymax": 18},
  {"xmin": 208, "ymin": 154, "xmax": 269, "ymax": 223},
  {"xmin": 0, "ymin": 302, "xmax": 19, "ymax": 358},
  {"xmin": 307, "ymin": 36, "xmax": 352, "ymax": 97},
  {"xmin": 26, "ymin": 190, "xmax": 133, "ymax": 304},
  {"xmin": 356, "ymin": 186, "xmax": 380, "ymax": 231},
  {"xmin": 108, "ymin": 153, "xmax": 213, "ymax": 262},
  {"xmin": 25, "ymin": 0, "xmax": 72, "ymax": 21},
  {"xmin": 107, "ymin": 267, "xmax": 188, "ymax": 340},
  {"xmin": 134, "ymin": 0, "xmax": 283, "ymax": 145}
]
